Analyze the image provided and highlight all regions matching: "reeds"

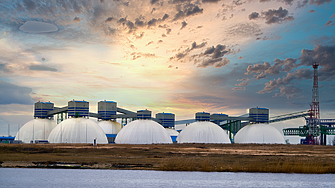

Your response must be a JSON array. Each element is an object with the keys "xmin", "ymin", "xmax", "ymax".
[{"xmin": 159, "ymin": 157, "xmax": 335, "ymax": 173}]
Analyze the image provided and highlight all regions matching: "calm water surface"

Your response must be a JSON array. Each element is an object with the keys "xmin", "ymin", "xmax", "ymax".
[{"xmin": 1, "ymin": 168, "xmax": 335, "ymax": 188}]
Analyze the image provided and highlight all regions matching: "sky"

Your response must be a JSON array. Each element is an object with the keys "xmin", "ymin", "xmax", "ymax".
[{"xmin": 0, "ymin": 0, "xmax": 334, "ymax": 136}]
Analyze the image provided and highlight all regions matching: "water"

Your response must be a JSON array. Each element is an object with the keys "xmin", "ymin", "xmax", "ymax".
[{"xmin": 1, "ymin": 168, "xmax": 335, "ymax": 188}]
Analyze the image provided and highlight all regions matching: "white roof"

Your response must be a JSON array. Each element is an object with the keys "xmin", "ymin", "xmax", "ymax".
[
  {"xmin": 177, "ymin": 121, "xmax": 231, "ymax": 144},
  {"xmin": 98, "ymin": 120, "xmax": 121, "ymax": 134},
  {"xmin": 234, "ymin": 123, "xmax": 286, "ymax": 144},
  {"xmin": 14, "ymin": 119, "xmax": 56, "ymax": 143},
  {"xmin": 165, "ymin": 128, "xmax": 179, "ymax": 136},
  {"xmin": 115, "ymin": 120, "xmax": 172, "ymax": 144},
  {"xmin": 48, "ymin": 118, "xmax": 108, "ymax": 144}
]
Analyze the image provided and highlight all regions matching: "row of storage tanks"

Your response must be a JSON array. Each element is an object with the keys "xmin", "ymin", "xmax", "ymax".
[{"xmin": 15, "ymin": 100, "xmax": 286, "ymax": 144}]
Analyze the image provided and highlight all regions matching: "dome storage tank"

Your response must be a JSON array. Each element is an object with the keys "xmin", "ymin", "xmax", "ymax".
[
  {"xmin": 177, "ymin": 112, "xmax": 231, "ymax": 144},
  {"xmin": 15, "ymin": 102, "xmax": 56, "ymax": 143},
  {"xmin": 48, "ymin": 118, "xmax": 108, "ymax": 144},
  {"xmin": 48, "ymin": 100, "xmax": 108, "ymax": 144},
  {"xmin": 115, "ymin": 110, "xmax": 172, "ymax": 144},
  {"xmin": 15, "ymin": 119, "xmax": 57, "ymax": 143},
  {"xmin": 234, "ymin": 123, "xmax": 286, "ymax": 144}
]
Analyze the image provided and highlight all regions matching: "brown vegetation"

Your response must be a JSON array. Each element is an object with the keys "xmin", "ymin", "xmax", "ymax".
[{"xmin": 1, "ymin": 143, "xmax": 335, "ymax": 173}]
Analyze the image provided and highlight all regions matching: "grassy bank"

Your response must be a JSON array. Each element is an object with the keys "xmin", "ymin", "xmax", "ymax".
[{"xmin": 1, "ymin": 143, "xmax": 335, "ymax": 173}]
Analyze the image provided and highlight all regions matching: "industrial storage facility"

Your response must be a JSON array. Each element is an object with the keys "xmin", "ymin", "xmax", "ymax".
[
  {"xmin": 234, "ymin": 123, "xmax": 286, "ymax": 144},
  {"xmin": 48, "ymin": 100, "xmax": 108, "ymax": 144},
  {"xmin": 177, "ymin": 112, "xmax": 231, "ymax": 144},
  {"xmin": 3, "ymin": 62, "xmax": 334, "ymax": 145},
  {"xmin": 14, "ymin": 118, "xmax": 56, "ymax": 143},
  {"xmin": 115, "ymin": 110, "xmax": 172, "ymax": 144},
  {"xmin": 48, "ymin": 117, "xmax": 108, "ymax": 144},
  {"xmin": 14, "ymin": 102, "xmax": 56, "ymax": 143}
]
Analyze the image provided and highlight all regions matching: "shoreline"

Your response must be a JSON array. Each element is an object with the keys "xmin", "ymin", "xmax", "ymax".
[{"xmin": 1, "ymin": 143, "xmax": 335, "ymax": 173}]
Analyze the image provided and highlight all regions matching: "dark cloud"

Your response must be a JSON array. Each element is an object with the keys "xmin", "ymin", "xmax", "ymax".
[
  {"xmin": 22, "ymin": 0, "xmax": 36, "ymax": 11},
  {"xmin": 204, "ymin": 46, "xmax": 215, "ymax": 55},
  {"xmin": 162, "ymin": 14, "xmax": 169, "ymax": 21},
  {"xmin": 151, "ymin": 0, "xmax": 160, "ymax": 4},
  {"xmin": 299, "ymin": 45, "xmax": 335, "ymax": 81},
  {"xmin": 126, "ymin": 21, "xmax": 136, "ymax": 32},
  {"xmin": 246, "ymin": 58, "xmax": 298, "ymax": 79},
  {"xmin": 173, "ymin": 4, "xmax": 203, "ymax": 21},
  {"xmin": 249, "ymin": 12, "xmax": 259, "ymax": 20},
  {"xmin": 120, "ymin": 14, "xmax": 170, "ymax": 33},
  {"xmin": 118, "ymin": 17, "xmax": 128, "ymax": 24},
  {"xmin": 246, "ymin": 62, "xmax": 271, "ymax": 74},
  {"xmin": 197, "ymin": 57, "xmax": 230, "ymax": 68},
  {"xmin": 325, "ymin": 20, "xmax": 334, "ymax": 26},
  {"xmin": 309, "ymin": 0, "xmax": 333, "ymax": 6},
  {"xmin": 205, "ymin": 44, "xmax": 228, "ymax": 59},
  {"xmin": 262, "ymin": 7, "xmax": 294, "ymax": 24},
  {"xmin": 202, "ymin": 0, "xmax": 221, "ymax": 3},
  {"xmin": 73, "ymin": 17, "xmax": 81, "ymax": 22},
  {"xmin": 135, "ymin": 18, "xmax": 145, "ymax": 27},
  {"xmin": 260, "ymin": 0, "xmax": 271, "ymax": 2},
  {"xmin": 166, "ymin": 28, "xmax": 172, "ymax": 34},
  {"xmin": 170, "ymin": 41, "xmax": 207, "ymax": 60},
  {"xmin": 146, "ymin": 41, "xmax": 154, "ymax": 46},
  {"xmin": 105, "ymin": 17, "xmax": 113, "ymax": 23},
  {"xmin": 151, "ymin": 8, "xmax": 156, "ymax": 14},
  {"xmin": 0, "ymin": 80, "xmax": 34, "ymax": 105},
  {"xmin": 180, "ymin": 21, "xmax": 188, "ymax": 29},
  {"xmin": 251, "ymin": 45, "xmax": 335, "ymax": 97},
  {"xmin": 29, "ymin": 65, "xmax": 58, "ymax": 72},
  {"xmin": 309, "ymin": 10, "xmax": 316, "ymax": 13},
  {"xmin": 191, "ymin": 41, "xmax": 207, "ymax": 49},
  {"xmin": 296, "ymin": 0, "xmax": 308, "ymax": 9},
  {"xmin": 147, "ymin": 18, "xmax": 158, "ymax": 27},
  {"xmin": 258, "ymin": 72, "xmax": 296, "ymax": 94}
]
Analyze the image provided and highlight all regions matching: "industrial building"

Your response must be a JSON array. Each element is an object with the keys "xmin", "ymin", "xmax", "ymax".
[{"xmin": 7, "ymin": 63, "xmax": 334, "ymax": 145}]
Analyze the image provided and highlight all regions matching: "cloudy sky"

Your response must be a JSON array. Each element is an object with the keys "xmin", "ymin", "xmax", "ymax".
[{"xmin": 0, "ymin": 0, "xmax": 334, "ymax": 135}]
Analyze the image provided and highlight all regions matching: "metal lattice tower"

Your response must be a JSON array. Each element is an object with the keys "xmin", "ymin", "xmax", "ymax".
[{"xmin": 310, "ymin": 63, "xmax": 320, "ymax": 119}]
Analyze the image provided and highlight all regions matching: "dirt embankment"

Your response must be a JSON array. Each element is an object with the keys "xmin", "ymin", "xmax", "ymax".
[{"xmin": 1, "ymin": 143, "xmax": 335, "ymax": 173}]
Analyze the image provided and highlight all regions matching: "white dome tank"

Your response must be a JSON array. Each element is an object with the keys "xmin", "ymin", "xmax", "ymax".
[
  {"xmin": 48, "ymin": 118, "xmax": 108, "ymax": 144},
  {"xmin": 177, "ymin": 121, "xmax": 231, "ymax": 144},
  {"xmin": 234, "ymin": 123, "xmax": 286, "ymax": 144},
  {"xmin": 14, "ymin": 119, "xmax": 56, "ymax": 143},
  {"xmin": 115, "ymin": 120, "xmax": 172, "ymax": 144},
  {"xmin": 98, "ymin": 120, "xmax": 121, "ymax": 134}
]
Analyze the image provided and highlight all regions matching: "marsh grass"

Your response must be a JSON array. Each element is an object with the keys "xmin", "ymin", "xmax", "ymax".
[
  {"xmin": 2, "ymin": 143, "xmax": 335, "ymax": 173},
  {"xmin": 159, "ymin": 157, "xmax": 335, "ymax": 173}
]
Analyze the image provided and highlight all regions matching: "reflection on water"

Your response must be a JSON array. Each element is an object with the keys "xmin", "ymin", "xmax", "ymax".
[{"xmin": 1, "ymin": 168, "xmax": 335, "ymax": 188}]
